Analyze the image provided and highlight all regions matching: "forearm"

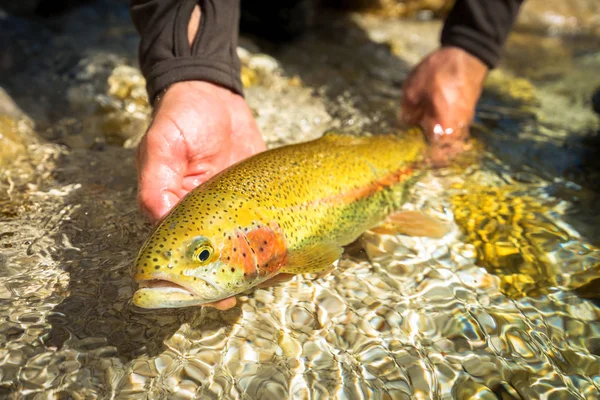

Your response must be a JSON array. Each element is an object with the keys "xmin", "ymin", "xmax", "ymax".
[
  {"xmin": 129, "ymin": 0, "xmax": 243, "ymax": 105},
  {"xmin": 440, "ymin": 0, "xmax": 524, "ymax": 69}
]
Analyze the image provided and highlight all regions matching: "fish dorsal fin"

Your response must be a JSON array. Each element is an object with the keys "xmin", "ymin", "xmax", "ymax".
[{"xmin": 281, "ymin": 241, "xmax": 344, "ymax": 274}]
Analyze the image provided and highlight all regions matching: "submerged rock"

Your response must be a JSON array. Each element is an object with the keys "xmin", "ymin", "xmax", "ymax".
[
  {"xmin": 516, "ymin": 0, "xmax": 600, "ymax": 38},
  {"xmin": 502, "ymin": 33, "xmax": 573, "ymax": 80},
  {"xmin": 64, "ymin": 61, "xmax": 151, "ymax": 149},
  {"xmin": 450, "ymin": 175, "xmax": 600, "ymax": 298},
  {"xmin": 483, "ymin": 69, "xmax": 539, "ymax": 109},
  {"xmin": 0, "ymin": 116, "xmax": 33, "ymax": 166}
]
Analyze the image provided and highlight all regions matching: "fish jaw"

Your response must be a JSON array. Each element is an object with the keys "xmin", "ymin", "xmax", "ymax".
[
  {"xmin": 132, "ymin": 269, "xmax": 232, "ymax": 309},
  {"xmin": 133, "ymin": 286, "xmax": 207, "ymax": 309}
]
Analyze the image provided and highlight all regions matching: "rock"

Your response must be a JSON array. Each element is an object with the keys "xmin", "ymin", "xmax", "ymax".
[
  {"xmin": 0, "ymin": 116, "xmax": 31, "ymax": 166},
  {"xmin": 516, "ymin": 0, "xmax": 600, "ymax": 37},
  {"xmin": 501, "ymin": 33, "xmax": 573, "ymax": 80},
  {"xmin": 326, "ymin": 0, "xmax": 451, "ymax": 18},
  {"xmin": 64, "ymin": 62, "xmax": 151, "ymax": 149},
  {"xmin": 533, "ymin": 52, "xmax": 600, "ymax": 134},
  {"xmin": 483, "ymin": 69, "xmax": 538, "ymax": 108},
  {"xmin": 0, "ymin": 87, "xmax": 25, "ymax": 119}
]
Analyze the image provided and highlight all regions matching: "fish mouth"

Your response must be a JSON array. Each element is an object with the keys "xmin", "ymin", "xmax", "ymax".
[
  {"xmin": 132, "ymin": 277, "xmax": 225, "ymax": 309},
  {"xmin": 132, "ymin": 279, "xmax": 202, "ymax": 309},
  {"xmin": 138, "ymin": 279, "xmax": 193, "ymax": 292}
]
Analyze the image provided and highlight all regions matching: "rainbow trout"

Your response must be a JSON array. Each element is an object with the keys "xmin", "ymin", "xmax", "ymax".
[{"xmin": 132, "ymin": 130, "xmax": 447, "ymax": 308}]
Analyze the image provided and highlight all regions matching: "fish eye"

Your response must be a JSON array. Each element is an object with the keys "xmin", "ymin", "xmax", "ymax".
[
  {"xmin": 193, "ymin": 245, "xmax": 213, "ymax": 264},
  {"xmin": 198, "ymin": 249, "xmax": 211, "ymax": 262},
  {"xmin": 188, "ymin": 236, "xmax": 215, "ymax": 265}
]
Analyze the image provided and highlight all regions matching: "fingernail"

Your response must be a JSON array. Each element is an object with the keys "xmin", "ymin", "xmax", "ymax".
[{"xmin": 433, "ymin": 124, "xmax": 454, "ymax": 136}]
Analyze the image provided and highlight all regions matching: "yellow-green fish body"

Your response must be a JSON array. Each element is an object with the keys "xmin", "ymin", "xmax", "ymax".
[{"xmin": 132, "ymin": 130, "xmax": 437, "ymax": 308}]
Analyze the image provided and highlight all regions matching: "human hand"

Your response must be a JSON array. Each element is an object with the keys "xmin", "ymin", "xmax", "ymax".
[
  {"xmin": 136, "ymin": 80, "xmax": 266, "ymax": 222},
  {"xmin": 400, "ymin": 46, "xmax": 488, "ymax": 166},
  {"xmin": 135, "ymin": 80, "xmax": 266, "ymax": 310}
]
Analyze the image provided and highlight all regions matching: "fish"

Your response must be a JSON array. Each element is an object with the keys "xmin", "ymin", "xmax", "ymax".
[{"xmin": 131, "ymin": 129, "xmax": 449, "ymax": 309}]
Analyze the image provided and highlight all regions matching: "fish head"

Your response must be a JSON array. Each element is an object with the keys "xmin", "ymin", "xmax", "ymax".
[{"xmin": 131, "ymin": 192, "xmax": 287, "ymax": 309}]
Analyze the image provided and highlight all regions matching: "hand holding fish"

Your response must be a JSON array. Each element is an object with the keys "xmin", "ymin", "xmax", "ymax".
[
  {"xmin": 400, "ymin": 47, "xmax": 488, "ymax": 167},
  {"xmin": 135, "ymin": 81, "xmax": 266, "ymax": 310}
]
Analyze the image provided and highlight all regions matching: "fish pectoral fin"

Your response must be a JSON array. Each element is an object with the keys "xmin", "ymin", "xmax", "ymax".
[
  {"xmin": 370, "ymin": 210, "xmax": 450, "ymax": 238},
  {"xmin": 257, "ymin": 273, "xmax": 295, "ymax": 288},
  {"xmin": 281, "ymin": 242, "xmax": 343, "ymax": 275}
]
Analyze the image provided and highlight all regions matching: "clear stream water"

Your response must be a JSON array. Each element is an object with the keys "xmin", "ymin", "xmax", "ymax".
[{"xmin": 0, "ymin": 1, "xmax": 599, "ymax": 399}]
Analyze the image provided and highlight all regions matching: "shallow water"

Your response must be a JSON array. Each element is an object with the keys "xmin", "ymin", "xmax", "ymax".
[{"xmin": 1, "ymin": 1, "xmax": 599, "ymax": 399}]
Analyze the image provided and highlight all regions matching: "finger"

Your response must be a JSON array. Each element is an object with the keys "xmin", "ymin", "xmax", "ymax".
[
  {"xmin": 136, "ymin": 120, "xmax": 188, "ymax": 223},
  {"xmin": 418, "ymin": 89, "xmax": 469, "ymax": 144},
  {"xmin": 421, "ymin": 117, "xmax": 471, "ymax": 167},
  {"xmin": 399, "ymin": 88, "xmax": 424, "ymax": 126},
  {"xmin": 399, "ymin": 70, "xmax": 427, "ymax": 126},
  {"xmin": 181, "ymin": 174, "xmax": 207, "ymax": 193}
]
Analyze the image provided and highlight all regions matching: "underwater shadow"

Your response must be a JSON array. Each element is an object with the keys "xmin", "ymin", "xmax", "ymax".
[{"xmin": 43, "ymin": 146, "xmax": 243, "ymax": 364}]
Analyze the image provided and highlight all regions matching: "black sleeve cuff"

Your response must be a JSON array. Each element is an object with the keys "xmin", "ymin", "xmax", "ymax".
[
  {"xmin": 441, "ymin": 25, "xmax": 502, "ymax": 68},
  {"xmin": 441, "ymin": 0, "xmax": 524, "ymax": 69},
  {"xmin": 130, "ymin": 0, "xmax": 242, "ymax": 105}
]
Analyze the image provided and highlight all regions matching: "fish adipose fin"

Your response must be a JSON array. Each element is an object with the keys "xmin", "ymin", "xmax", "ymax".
[
  {"xmin": 281, "ymin": 242, "xmax": 344, "ymax": 274},
  {"xmin": 370, "ymin": 210, "xmax": 450, "ymax": 238}
]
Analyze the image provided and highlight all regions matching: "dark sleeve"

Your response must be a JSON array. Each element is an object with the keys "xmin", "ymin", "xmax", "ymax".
[
  {"xmin": 441, "ymin": 0, "xmax": 524, "ymax": 68},
  {"xmin": 129, "ymin": 0, "xmax": 243, "ymax": 105}
]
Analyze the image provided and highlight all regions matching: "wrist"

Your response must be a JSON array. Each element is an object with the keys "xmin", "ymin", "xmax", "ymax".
[
  {"xmin": 153, "ymin": 80, "xmax": 244, "ymax": 119},
  {"xmin": 163, "ymin": 80, "xmax": 238, "ymax": 100},
  {"xmin": 440, "ymin": 46, "xmax": 489, "ymax": 82}
]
